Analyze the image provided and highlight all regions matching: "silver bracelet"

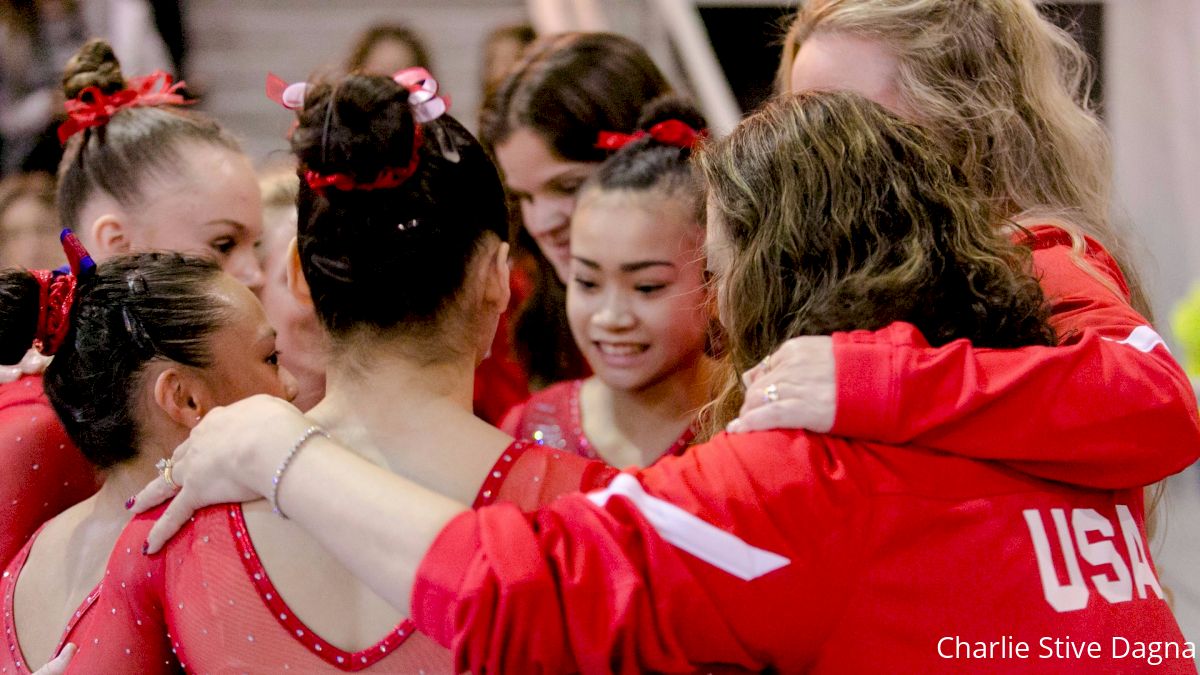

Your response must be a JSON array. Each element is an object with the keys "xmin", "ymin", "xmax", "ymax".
[{"xmin": 270, "ymin": 425, "xmax": 328, "ymax": 519}]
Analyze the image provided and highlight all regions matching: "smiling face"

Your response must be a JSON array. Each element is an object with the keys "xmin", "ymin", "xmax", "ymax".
[
  {"xmin": 494, "ymin": 127, "xmax": 597, "ymax": 282},
  {"xmin": 125, "ymin": 143, "xmax": 266, "ymax": 293},
  {"xmin": 566, "ymin": 188, "xmax": 709, "ymax": 393}
]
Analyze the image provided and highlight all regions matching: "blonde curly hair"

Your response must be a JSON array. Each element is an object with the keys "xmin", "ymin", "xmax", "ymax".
[{"xmin": 777, "ymin": 0, "xmax": 1147, "ymax": 318}]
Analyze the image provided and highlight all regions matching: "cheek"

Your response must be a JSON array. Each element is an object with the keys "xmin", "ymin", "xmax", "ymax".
[{"xmin": 566, "ymin": 289, "xmax": 595, "ymax": 334}]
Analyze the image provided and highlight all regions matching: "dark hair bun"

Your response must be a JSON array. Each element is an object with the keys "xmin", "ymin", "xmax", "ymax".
[
  {"xmin": 635, "ymin": 95, "xmax": 707, "ymax": 135},
  {"xmin": 0, "ymin": 269, "xmax": 40, "ymax": 364},
  {"xmin": 291, "ymin": 73, "xmax": 510, "ymax": 338},
  {"xmin": 62, "ymin": 39, "xmax": 128, "ymax": 100},
  {"xmin": 292, "ymin": 75, "xmax": 418, "ymax": 182}
]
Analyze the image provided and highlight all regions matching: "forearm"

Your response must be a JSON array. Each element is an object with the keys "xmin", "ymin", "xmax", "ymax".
[{"xmin": 263, "ymin": 434, "xmax": 470, "ymax": 611}]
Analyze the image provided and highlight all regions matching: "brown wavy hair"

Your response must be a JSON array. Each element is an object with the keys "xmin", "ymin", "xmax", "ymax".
[
  {"xmin": 697, "ymin": 92, "xmax": 1056, "ymax": 431},
  {"xmin": 776, "ymin": 0, "xmax": 1149, "ymax": 320}
]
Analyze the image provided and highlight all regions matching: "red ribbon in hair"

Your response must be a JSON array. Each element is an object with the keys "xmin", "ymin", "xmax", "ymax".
[
  {"xmin": 57, "ymin": 71, "xmax": 192, "ymax": 144},
  {"xmin": 594, "ymin": 120, "xmax": 706, "ymax": 151},
  {"xmin": 304, "ymin": 126, "xmax": 425, "ymax": 194},
  {"xmin": 29, "ymin": 230, "xmax": 96, "ymax": 356}
]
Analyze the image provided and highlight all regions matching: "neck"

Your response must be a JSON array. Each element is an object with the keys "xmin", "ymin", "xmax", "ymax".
[
  {"xmin": 307, "ymin": 346, "xmax": 478, "ymax": 461},
  {"xmin": 609, "ymin": 354, "xmax": 715, "ymax": 427},
  {"xmin": 94, "ymin": 446, "xmax": 169, "ymax": 514}
]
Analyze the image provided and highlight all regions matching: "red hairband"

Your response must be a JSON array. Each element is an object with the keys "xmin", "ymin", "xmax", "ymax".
[
  {"xmin": 304, "ymin": 126, "xmax": 425, "ymax": 193},
  {"xmin": 594, "ymin": 120, "xmax": 706, "ymax": 152},
  {"xmin": 57, "ymin": 71, "xmax": 191, "ymax": 144},
  {"xmin": 30, "ymin": 230, "xmax": 97, "ymax": 356},
  {"xmin": 268, "ymin": 68, "xmax": 450, "ymax": 194}
]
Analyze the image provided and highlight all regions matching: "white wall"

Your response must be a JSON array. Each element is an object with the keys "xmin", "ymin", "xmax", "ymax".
[{"xmin": 1107, "ymin": 0, "xmax": 1200, "ymax": 336}]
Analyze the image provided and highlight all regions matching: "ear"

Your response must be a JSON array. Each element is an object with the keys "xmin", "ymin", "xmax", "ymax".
[
  {"xmin": 285, "ymin": 236, "xmax": 315, "ymax": 308},
  {"xmin": 151, "ymin": 366, "xmax": 208, "ymax": 430},
  {"xmin": 89, "ymin": 214, "xmax": 132, "ymax": 258},
  {"xmin": 482, "ymin": 240, "xmax": 511, "ymax": 312}
]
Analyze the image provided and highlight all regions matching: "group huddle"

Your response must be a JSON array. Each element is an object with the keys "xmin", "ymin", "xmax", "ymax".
[{"xmin": 0, "ymin": 1, "xmax": 1197, "ymax": 673}]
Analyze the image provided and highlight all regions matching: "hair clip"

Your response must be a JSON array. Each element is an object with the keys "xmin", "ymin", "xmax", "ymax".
[
  {"xmin": 28, "ymin": 229, "xmax": 98, "ymax": 355},
  {"xmin": 266, "ymin": 73, "xmax": 309, "ymax": 111},
  {"xmin": 392, "ymin": 67, "xmax": 450, "ymax": 123},
  {"xmin": 595, "ymin": 120, "xmax": 706, "ymax": 152},
  {"xmin": 58, "ymin": 71, "xmax": 192, "ymax": 144}
]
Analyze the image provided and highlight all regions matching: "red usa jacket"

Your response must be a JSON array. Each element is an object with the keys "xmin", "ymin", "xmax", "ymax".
[
  {"xmin": 413, "ymin": 429, "xmax": 1194, "ymax": 674},
  {"xmin": 830, "ymin": 226, "xmax": 1200, "ymax": 489}
]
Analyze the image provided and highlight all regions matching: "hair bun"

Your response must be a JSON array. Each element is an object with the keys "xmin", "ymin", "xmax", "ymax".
[
  {"xmin": 292, "ymin": 74, "xmax": 418, "ymax": 183},
  {"xmin": 62, "ymin": 39, "xmax": 127, "ymax": 100},
  {"xmin": 636, "ymin": 95, "xmax": 707, "ymax": 135}
]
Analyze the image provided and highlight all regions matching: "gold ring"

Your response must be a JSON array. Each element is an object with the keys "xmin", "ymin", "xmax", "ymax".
[
  {"xmin": 764, "ymin": 383, "xmax": 779, "ymax": 404},
  {"xmin": 156, "ymin": 458, "xmax": 179, "ymax": 491}
]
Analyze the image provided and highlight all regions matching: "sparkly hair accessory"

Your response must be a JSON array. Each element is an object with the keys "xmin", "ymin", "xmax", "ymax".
[
  {"xmin": 30, "ymin": 230, "xmax": 97, "ymax": 356},
  {"xmin": 265, "ymin": 72, "xmax": 309, "ymax": 111},
  {"xmin": 392, "ymin": 67, "xmax": 450, "ymax": 123},
  {"xmin": 595, "ymin": 120, "xmax": 706, "ymax": 151},
  {"xmin": 58, "ymin": 71, "xmax": 191, "ymax": 144},
  {"xmin": 268, "ymin": 68, "xmax": 451, "ymax": 194}
]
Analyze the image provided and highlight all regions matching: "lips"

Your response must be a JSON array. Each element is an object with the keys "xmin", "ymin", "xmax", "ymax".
[{"xmin": 593, "ymin": 341, "xmax": 650, "ymax": 367}]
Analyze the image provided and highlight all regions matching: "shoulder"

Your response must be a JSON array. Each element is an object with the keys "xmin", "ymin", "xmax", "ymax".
[
  {"xmin": 637, "ymin": 430, "xmax": 872, "ymax": 516},
  {"xmin": 1017, "ymin": 224, "xmax": 1130, "ymax": 299},
  {"xmin": 0, "ymin": 376, "xmax": 48, "ymax": 410}
]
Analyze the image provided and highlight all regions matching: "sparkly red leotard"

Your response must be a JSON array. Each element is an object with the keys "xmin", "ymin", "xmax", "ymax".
[
  {"xmin": 0, "ymin": 376, "xmax": 99, "ymax": 567},
  {"xmin": 501, "ymin": 379, "xmax": 694, "ymax": 466},
  {"xmin": 66, "ymin": 440, "xmax": 616, "ymax": 673}
]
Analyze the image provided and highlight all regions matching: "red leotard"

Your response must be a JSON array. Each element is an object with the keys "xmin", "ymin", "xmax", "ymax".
[
  {"xmin": 66, "ymin": 440, "xmax": 615, "ymax": 673},
  {"xmin": 501, "ymin": 379, "xmax": 694, "ymax": 466},
  {"xmin": 0, "ymin": 526, "xmax": 102, "ymax": 674},
  {"xmin": 0, "ymin": 376, "xmax": 99, "ymax": 567}
]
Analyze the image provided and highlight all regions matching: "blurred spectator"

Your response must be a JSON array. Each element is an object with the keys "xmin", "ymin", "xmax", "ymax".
[
  {"xmin": 0, "ymin": 0, "xmax": 170, "ymax": 176},
  {"xmin": 0, "ymin": 171, "xmax": 59, "ymax": 269},
  {"xmin": 345, "ymin": 22, "xmax": 432, "ymax": 76},
  {"xmin": 480, "ymin": 23, "xmax": 536, "ymax": 103}
]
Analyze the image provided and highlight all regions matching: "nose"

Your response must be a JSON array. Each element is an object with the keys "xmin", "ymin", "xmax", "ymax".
[
  {"xmin": 228, "ymin": 249, "xmax": 266, "ymax": 294},
  {"xmin": 279, "ymin": 365, "xmax": 299, "ymax": 402},
  {"xmin": 522, "ymin": 196, "xmax": 571, "ymax": 238},
  {"xmin": 592, "ymin": 289, "xmax": 637, "ymax": 331}
]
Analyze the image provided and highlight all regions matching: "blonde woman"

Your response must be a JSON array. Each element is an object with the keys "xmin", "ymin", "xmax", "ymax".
[{"xmin": 734, "ymin": 0, "xmax": 1200, "ymax": 491}]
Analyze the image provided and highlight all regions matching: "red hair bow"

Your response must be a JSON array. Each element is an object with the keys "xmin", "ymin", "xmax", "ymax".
[
  {"xmin": 595, "ymin": 120, "xmax": 705, "ymax": 151},
  {"xmin": 30, "ymin": 230, "xmax": 97, "ymax": 356},
  {"xmin": 57, "ymin": 71, "xmax": 191, "ymax": 144}
]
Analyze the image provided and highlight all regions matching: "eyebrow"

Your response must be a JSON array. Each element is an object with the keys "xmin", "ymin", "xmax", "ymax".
[
  {"xmin": 573, "ymin": 256, "xmax": 676, "ymax": 273},
  {"xmin": 202, "ymin": 219, "xmax": 248, "ymax": 231}
]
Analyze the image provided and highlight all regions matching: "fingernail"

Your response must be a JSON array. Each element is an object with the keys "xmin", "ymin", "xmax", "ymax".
[
  {"xmin": 124, "ymin": 496, "xmax": 135, "ymax": 510},
  {"xmin": 141, "ymin": 541, "xmax": 149, "ymax": 555},
  {"xmin": 727, "ymin": 418, "xmax": 742, "ymax": 433}
]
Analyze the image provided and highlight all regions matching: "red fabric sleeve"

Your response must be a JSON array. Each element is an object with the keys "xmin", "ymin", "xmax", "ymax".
[
  {"xmin": 65, "ymin": 507, "xmax": 177, "ymax": 674},
  {"xmin": 412, "ymin": 431, "xmax": 868, "ymax": 674},
  {"xmin": 0, "ymin": 379, "xmax": 99, "ymax": 566},
  {"xmin": 830, "ymin": 230, "xmax": 1200, "ymax": 489}
]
